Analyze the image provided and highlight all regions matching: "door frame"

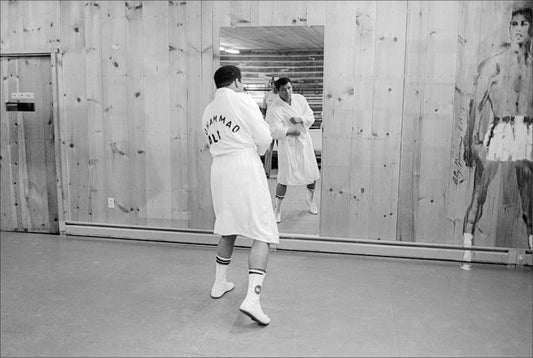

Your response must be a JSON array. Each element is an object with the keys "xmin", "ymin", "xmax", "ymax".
[{"xmin": 1, "ymin": 49, "xmax": 66, "ymax": 232}]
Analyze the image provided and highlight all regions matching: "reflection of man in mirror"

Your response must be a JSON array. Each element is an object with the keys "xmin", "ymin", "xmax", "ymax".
[
  {"xmin": 201, "ymin": 65, "xmax": 278, "ymax": 325},
  {"xmin": 260, "ymin": 77, "xmax": 279, "ymax": 117},
  {"xmin": 260, "ymin": 77, "xmax": 279, "ymax": 178},
  {"xmin": 266, "ymin": 77, "xmax": 320, "ymax": 223},
  {"xmin": 462, "ymin": 7, "xmax": 532, "ymax": 270}
]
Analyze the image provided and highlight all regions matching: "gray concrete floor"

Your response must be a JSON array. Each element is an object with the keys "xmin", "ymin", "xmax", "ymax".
[{"xmin": 1, "ymin": 231, "xmax": 532, "ymax": 357}]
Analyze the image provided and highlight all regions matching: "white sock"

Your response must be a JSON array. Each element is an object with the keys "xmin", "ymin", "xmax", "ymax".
[
  {"xmin": 215, "ymin": 256, "xmax": 230, "ymax": 282},
  {"xmin": 210, "ymin": 256, "xmax": 234, "ymax": 298},
  {"xmin": 274, "ymin": 197, "xmax": 283, "ymax": 223},
  {"xmin": 246, "ymin": 269, "xmax": 265, "ymax": 299},
  {"xmin": 239, "ymin": 269, "xmax": 270, "ymax": 325},
  {"xmin": 529, "ymin": 235, "xmax": 533, "ymax": 250}
]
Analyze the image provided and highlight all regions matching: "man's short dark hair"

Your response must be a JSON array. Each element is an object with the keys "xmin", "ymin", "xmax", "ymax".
[
  {"xmin": 274, "ymin": 77, "xmax": 291, "ymax": 91},
  {"xmin": 214, "ymin": 65, "xmax": 242, "ymax": 89},
  {"xmin": 512, "ymin": 7, "xmax": 532, "ymax": 23}
]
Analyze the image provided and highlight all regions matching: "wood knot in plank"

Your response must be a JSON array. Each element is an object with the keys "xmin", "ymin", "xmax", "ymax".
[
  {"xmin": 110, "ymin": 142, "xmax": 126, "ymax": 156},
  {"xmin": 116, "ymin": 202, "xmax": 129, "ymax": 213},
  {"xmin": 109, "ymin": 57, "xmax": 119, "ymax": 68}
]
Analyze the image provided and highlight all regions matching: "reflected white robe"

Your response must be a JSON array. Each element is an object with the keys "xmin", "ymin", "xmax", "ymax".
[
  {"xmin": 201, "ymin": 88, "xmax": 279, "ymax": 244},
  {"xmin": 266, "ymin": 94, "xmax": 320, "ymax": 185}
]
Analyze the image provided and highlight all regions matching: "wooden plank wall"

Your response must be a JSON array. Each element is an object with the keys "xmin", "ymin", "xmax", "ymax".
[
  {"xmin": 321, "ymin": 1, "xmax": 407, "ymax": 240},
  {"xmin": 399, "ymin": 1, "xmax": 460, "ymax": 244},
  {"xmin": 1, "ymin": 0, "xmax": 61, "ymax": 233},
  {"xmin": 1, "ymin": 59, "xmax": 27, "ymax": 231},
  {"xmin": 0, "ymin": 57, "xmax": 58, "ymax": 233},
  {"xmin": 1, "ymin": 0, "xmax": 527, "ymax": 248}
]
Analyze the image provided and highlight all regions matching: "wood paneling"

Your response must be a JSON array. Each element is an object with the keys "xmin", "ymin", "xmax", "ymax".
[
  {"xmin": 85, "ymin": 1, "xmax": 107, "ymax": 223},
  {"xmin": 0, "ymin": 60, "xmax": 16, "ymax": 230},
  {"xmin": 414, "ymin": 1, "xmax": 459, "ymax": 244},
  {"xmin": 60, "ymin": 0, "xmax": 88, "ymax": 222},
  {"xmin": 186, "ymin": 0, "xmax": 211, "ymax": 229},
  {"xmin": 320, "ymin": 1, "xmax": 358, "ymax": 238},
  {"xmin": 1, "ymin": 0, "xmax": 528, "ymax": 249},
  {"xmin": 1, "ymin": 56, "xmax": 58, "ymax": 233},
  {"xmin": 143, "ymin": 1, "xmax": 172, "ymax": 226},
  {"xmin": 169, "ymin": 0, "xmax": 190, "ymax": 228},
  {"xmin": 399, "ymin": 1, "xmax": 461, "ymax": 243},
  {"xmin": 397, "ymin": 1, "xmax": 428, "ymax": 242},
  {"xmin": 102, "ymin": 1, "xmax": 130, "ymax": 224}
]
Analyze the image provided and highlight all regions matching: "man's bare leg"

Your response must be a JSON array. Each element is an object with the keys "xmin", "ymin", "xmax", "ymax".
[
  {"xmin": 274, "ymin": 183, "xmax": 287, "ymax": 223},
  {"xmin": 462, "ymin": 161, "xmax": 499, "ymax": 270},
  {"xmin": 239, "ymin": 240, "xmax": 271, "ymax": 325},
  {"xmin": 249, "ymin": 240, "xmax": 269, "ymax": 271},
  {"xmin": 515, "ymin": 161, "xmax": 533, "ymax": 249}
]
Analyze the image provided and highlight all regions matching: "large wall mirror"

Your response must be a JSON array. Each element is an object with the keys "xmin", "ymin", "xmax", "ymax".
[{"xmin": 220, "ymin": 26, "xmax": 325, "ymax": 236}]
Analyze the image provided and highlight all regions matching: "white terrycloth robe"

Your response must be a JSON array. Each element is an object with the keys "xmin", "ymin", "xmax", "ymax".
[
  {"xmin": 266, "ymin": 94, "xmax": 320, "ymax": 185},
  {"xmin": 201, "ymin": 88, "xmax": 279, "ymax": 244}
]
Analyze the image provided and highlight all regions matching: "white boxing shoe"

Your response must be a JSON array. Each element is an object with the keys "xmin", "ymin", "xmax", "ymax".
[
  {"xmin": 274, "ymin": 211, "xmax": 281, "ymax": 223},
  {"xmin": 460, "ymin": 233, "xmax": 473, "ymax": 271},
  {"xmin": 210, "ymin": 281, "xmax": 235, "ymax": 299},
  {"xmin": 307, "ymin": 200, "xmax": 318, "ymax": 215},
  {"xmin": 306, "ymin": 190, "xmax": 318, "ymax": 215},
  {"xmin": 460, "ymin": 250, "xmax": 472, "ymax": 271},
  {"xmin": 239, "ymin": 297, "xmax": 271, "ymax": 326}
]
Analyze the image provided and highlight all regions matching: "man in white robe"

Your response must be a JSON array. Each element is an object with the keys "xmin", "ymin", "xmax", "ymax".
[
  {"xmin": 260, "ymin": 77, "xmax": 279, "ymax": 116},
  {"xmin": 266, "ymin": 77, "xmax": 320, "ymax": 223},
  {"xmin": 201, "ymin": 65, "xmax": 279, "ymax": 325}
]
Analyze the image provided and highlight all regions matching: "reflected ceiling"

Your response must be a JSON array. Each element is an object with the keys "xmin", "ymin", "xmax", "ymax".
[{"xmin": 220, "ymin": 26, "xmax": 324, "ymax": 51}]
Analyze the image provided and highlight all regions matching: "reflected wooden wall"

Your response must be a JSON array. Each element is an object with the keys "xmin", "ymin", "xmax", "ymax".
[{"xmin": 1, "ymin": 1, "xmax": 528, "ymax": 247}]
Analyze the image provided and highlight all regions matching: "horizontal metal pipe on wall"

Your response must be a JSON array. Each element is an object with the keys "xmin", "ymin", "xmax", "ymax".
[{"xmin": 62, "ymin": 221, "xmax": 532, "ymax": 267}]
